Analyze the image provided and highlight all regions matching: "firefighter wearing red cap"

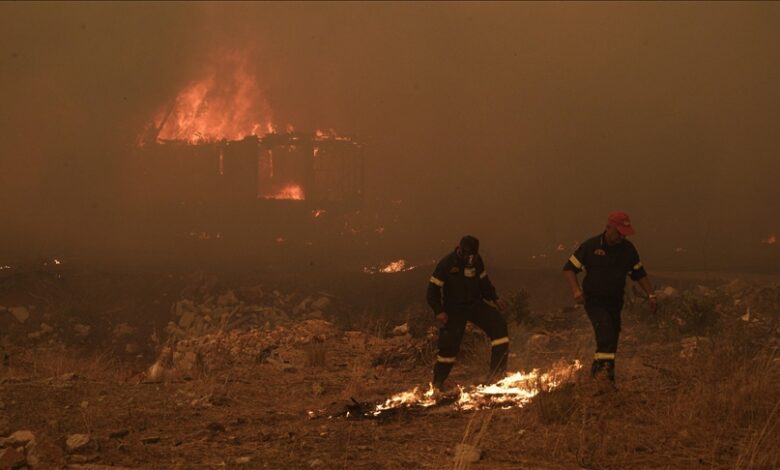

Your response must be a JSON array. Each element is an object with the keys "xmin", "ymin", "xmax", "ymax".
[
  {"xmin": 563, "ymin": 212, "xmax": 657, "ymax": 383},
  {"xmin": 427, "ymin": 235, "xmax": 509, "ymax": 393}
]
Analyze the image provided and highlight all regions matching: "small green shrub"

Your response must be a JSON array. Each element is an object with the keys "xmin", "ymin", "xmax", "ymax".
[{"xmin": 503, "ymin": 289, "xmax": 531, "ymax": 325}]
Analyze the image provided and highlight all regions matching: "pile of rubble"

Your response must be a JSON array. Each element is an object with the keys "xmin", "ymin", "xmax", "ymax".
[
  {"xmin": 651, "ymin": 279, "xmax": 780, "ymax": 326},
  {"xmin": 646, "ymin": 280, "xmax": 780, "ymax": 360},
  {"xmin": 150, "ymin": 319, "xmax": 342, "ymax": 378},
  {"xmin": 164, "ymin": 288, "xmax": 334, "ymax": 342},
  {"xmin": 147, "ymin": 285, "xmax": 344, "ymax": 378}
]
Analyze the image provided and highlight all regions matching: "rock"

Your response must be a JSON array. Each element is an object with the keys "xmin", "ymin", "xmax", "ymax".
[
  {"xmin": 73, "ymin": 324, "xmax": 91, "ymax": 338},
  {"xmin": 179, "ymin": 311, "xmax": 196, "ymax": 329},
  {"xmin": 454, "ymin": 443, "xmax": 482, "ymax": 463},
  {"xmin": 293, "ymin": 297, "xmax": 312, "ymax": 316},
  {"xmin": 140, "ymin": 436, "xmax": 160, "ymax": 445},
  {"xmin": 235, "ymin": 456, "xmax": 252, "ymax": 465},
  {"xmin": 308, "ymin": 459, "xmax": 324, "ymax": 468},
  {"xmin": 305, "ymin": 310, "xmax": 323, "ymax": 320},
  {"xmin": 392, "ymin": 323, "xmax": 409, "ymax": 336},
  {"xmin": 9, "ymin": 307, "xmax": 29, "ymax": 323},
  {"xmin": 217, "ymin": 290, "xmax": 239, "ymax": 307},
  {"xmin": 69, "ymin": 453, "xmax": 99, "ymax": 463},
  {"xmin": 29, "ymin": 323, "xmax": 55, "ymax": 338},
  {"xmin": 65, "ymin": 434, "xmax": 90, "ymax": 452},
  {"xmin": 310, "ymin": 296, "xmax": 331, "ymax": 310},
  {"xmin": 109, "ymin": 430, "xmax": 129, "ymax": 439},
  {"xmin": 66, "ymin": 464, "xmax": 134, "ymax": 469},
  {"xmin": 6, "ymin": 430, "xmax": 36, "ymax": 445},
  {"xmin": 25, "ymin": 437, "xmax": 66, "ymax": 468},
  {"xmin": 0, "ymin": 447, "xmax": 25, "ymax": 469}
]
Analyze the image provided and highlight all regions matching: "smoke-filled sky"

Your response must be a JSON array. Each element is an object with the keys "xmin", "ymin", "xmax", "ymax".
[{"xmin": 2, "ymin": 2, "xmax": 779, "ymax": 269}]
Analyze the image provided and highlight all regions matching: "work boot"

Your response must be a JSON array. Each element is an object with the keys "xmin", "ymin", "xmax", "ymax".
[
  {"xmin": 433, "ymin": 362, "xmax": 454, "ymax": 391},
  {"xmin": 591, "ymin": 360, "xmax": 616, "ymax": 384}
]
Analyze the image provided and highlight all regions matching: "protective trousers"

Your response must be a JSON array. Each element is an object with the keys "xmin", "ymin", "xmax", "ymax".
[
  {"xmin": 433, "ymin": 302, "xmax": 509, "ymax": 388},
  {"xmin": 584, "ymin": 296, "xmax": 623, "ymax": 382}
]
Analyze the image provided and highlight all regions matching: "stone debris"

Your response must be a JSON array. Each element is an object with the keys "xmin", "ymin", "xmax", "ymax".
[
  {"xmin": 73, "ymin": 324, "xmax": 91, "ymax": 338},
  {"xmin": 0, "ymin": 447, "xmax": 25, "ymax": 469},
  {"xmin": 167, "ymin": 288, "xmax": 337, "ymax": 343},
  {"xmin": 391, "ymin": 323, "xmax": 409, "ymax": 336},
  {"xmin": 2, "ymin": 430, "xmax": 36, "ymax": 446},
  {"xmin": 65, "ymin": 434, "xmax": 91, "ymax": 452},
  {"xmin": 8, "ymin": 307, "xmax": 30, "ymax": 324}
]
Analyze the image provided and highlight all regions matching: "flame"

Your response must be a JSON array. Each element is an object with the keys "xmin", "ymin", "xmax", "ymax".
[
  {"xmin": 363, "ymin": 259, "xmax": 416, "ymax": 274},
  {"xmin": 261, "ymin": 184, "xmax": 305, "ymax": 201},
  {"xmin": 366, "ymin": 361, "xmax": 582, "ymax": 417},
  {"xmin": 380, "ymin": 260, "xmax": 408, "ymax": 273},
  {"xmin": 154, "ymin": 50, "xmax": 273, "ymax": 143},
  {"xmin": 762, "ymin": 234, "xmax": 777, "ymax": 245}
]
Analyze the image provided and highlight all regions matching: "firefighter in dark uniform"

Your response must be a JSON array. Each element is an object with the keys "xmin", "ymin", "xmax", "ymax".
[
  {"xmin": 563, "ymin": 211, "xmax": 657, "ymax": 382},
  {"xmin": 427, "ymin": 235, "xmax": 509, "ymax": 392}
]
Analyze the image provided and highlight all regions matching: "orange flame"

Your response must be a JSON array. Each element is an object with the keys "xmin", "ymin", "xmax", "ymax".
[
  {"xmin": 366, "ymin": 360, "xmax": 582, "ymax": 417},
  {"xmin": 155, "ymin": 50, "xmax": 273, "ymax": 143},
  {"xmin": 262, "ymin": 184, "xmax": 305, "ymax": 201},
  {"xmin": 363, "ymin": 259, "xmax": 415, "ymax": 274}
]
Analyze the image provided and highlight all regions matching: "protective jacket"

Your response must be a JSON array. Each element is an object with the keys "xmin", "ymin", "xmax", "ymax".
[
  {"xmin": 427, "ymin": 250, "xmax": 498, "ymax": 315},
  {"xmin": 563, "ymin": 233, "xmax": 647, "ymax": 299}
]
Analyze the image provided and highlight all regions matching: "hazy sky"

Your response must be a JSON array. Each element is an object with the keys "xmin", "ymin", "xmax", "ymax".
[{"xmin": 2, "ymin": 2, "xmax": 779, "ymax": 268}]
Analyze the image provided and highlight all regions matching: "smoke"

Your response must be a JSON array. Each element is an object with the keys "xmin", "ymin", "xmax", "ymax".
[{"xmin": 2, "ymin": 3, "xmax": 780, "ymax": 270}]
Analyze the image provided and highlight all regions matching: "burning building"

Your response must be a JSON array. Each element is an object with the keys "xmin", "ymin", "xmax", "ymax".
[
  {"xmin": 133, "ymin": 51, "xmax": 364, "ymax": 218},
  {"xmin": 137, "ymin": 128, "xmax": 364, "ymax": 211}
]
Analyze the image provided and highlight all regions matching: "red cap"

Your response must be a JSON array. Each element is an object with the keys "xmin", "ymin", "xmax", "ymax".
[{"xmin": 607, "ymin": 211, "xmax": 635, "ymax": 236}]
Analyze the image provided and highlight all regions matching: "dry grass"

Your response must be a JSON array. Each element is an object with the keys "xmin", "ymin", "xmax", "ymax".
[
  {"xmin": 477, "ymin": 319, "xmax": 780, "ymax": 469},
  {"xmin": 3, "ymin": 346, "xmax": 134, "ymax": 383},
  {"xmin": 304, "ymin": 340, "xmax": 328, "ymax": 368}
]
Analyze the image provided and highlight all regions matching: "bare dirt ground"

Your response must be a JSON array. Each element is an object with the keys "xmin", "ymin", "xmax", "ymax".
[{"xmin": 1, "ymin": 264, "xmax": 778, "ymax": 469}]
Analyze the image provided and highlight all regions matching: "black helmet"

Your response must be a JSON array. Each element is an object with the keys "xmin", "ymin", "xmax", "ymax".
[{"xmin": 459, "ymin": 235, "xmax": 480, "ymax": 256}]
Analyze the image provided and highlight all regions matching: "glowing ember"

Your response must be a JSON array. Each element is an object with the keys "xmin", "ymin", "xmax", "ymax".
[
  {"xmin": 153, "ymin": 50, "xmax": 274, "ymax": 143},
  {"xmin": 762, "ymin": 234, "xmax": 777, "ymax": 245},
  {"xmin": 365, "ymin": 360, "xmax": 582, "ymax": 417},
  {"xmin": 556, "ymin": 244, "xmax": 565, "ymax": 252},
  {"xmin": 262, "ymin": 184, "xmax": 305, "ymax": 201},
  {"xmin": 312, "ymin": 209, "xmax": 326, "ymax": 218},
  {"xmin": 380, "ymin": 260, "xmax": 408, "ymax": 273},
  {"xmin": 363, "ymin": 259, "xmax": 416, "ymax": 274}
]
